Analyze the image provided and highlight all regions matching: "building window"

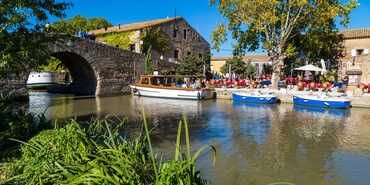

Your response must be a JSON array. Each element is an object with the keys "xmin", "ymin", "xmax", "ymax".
[
  {"xmin": 173, "ymin": 26, "xmax": 178, "ymax": 38},
  {"xmin": 356, "ymin": 49, "xmax": 364, "ymax": 55},
  {"xmin": 187, "ymin": 51, "xmax": 191, "ymax": 56},
  {"xmin": 174, "ymin": 50, "xmax": 179, "ymax": 59},
  {"xmin": 130, "ymin": 44, "xmax": 135, "ymax": 52},
  {"xmin": 183, "ymin": 29, "xmax": 187, "ymax": 40}
]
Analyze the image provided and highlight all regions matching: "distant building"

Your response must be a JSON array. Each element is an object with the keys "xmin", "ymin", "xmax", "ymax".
[
  {"xmin": 337, "ymin": 28, "xmax": 370, "ymax": 88},
  {"xmin": 210, "ymin": 55, "xmax": 271, "ymax": 75},
  {"xmin": 338, "ymin": 28, "xmax": 370, "ymax": 57},
  {"xmin": 88, "ymin": 16, "xmax": 210, "ymax": 63}
]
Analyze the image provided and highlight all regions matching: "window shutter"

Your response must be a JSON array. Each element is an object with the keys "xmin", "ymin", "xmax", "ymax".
[{"xmin": 351, "ymin": 49, "xmax": 356, "ymax": 56}]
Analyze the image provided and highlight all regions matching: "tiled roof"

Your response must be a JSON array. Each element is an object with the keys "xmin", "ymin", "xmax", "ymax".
[
  {"xmin": 338, "ymin": 28, "xmax": 370, "ymax": 39},
  {"xmin": 89, "ymin": 16, "xmax": 182, "ymax": 35},
  {"xmin": 211, "ymin": 55, "xmax": 270, "ymax": 61}
]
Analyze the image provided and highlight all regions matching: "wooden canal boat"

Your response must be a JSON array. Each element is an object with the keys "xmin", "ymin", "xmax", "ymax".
[{"xmin": 129, "ymin": 75, "xmax": 214, "ymax": 100}]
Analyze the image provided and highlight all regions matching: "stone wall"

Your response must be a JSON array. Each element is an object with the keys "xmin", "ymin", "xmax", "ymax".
[
  {"xmin": 1, "ymin": 36, "xmax": 177, "ymax": 98},
  {"xmin": 0, "ymin": 73, "xmax": 28, "ymax": 100},
  {"xmin": 340, "ymin": 55, "xmax": 370, "ymax": 85},
  {"xmin": 144, "ymin": 18, "xmax": 211, "ymax": 63},
  {"xmin": 91, "ymin": 17, "xmax": 210, "ymax": 64}
]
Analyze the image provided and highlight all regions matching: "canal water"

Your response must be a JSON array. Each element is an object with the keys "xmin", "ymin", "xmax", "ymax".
[{"xmin": 28, "ymin": 91, "xmax": 370, "ymax": 185}]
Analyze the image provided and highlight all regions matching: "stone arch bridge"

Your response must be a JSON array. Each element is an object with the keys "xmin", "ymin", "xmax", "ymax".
[{"xmin": 1, "ymin": 36, "xmax": 176, "ymax": 97}]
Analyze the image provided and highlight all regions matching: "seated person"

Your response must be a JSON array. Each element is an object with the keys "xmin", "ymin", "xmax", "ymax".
[{"xmin": 190, "ymin": 81, "xmax": 197, "ymax": 88}]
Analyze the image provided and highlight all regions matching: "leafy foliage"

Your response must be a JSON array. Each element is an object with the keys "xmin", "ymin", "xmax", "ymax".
[
  {"xmin": 220, "ymin": 57, "xmax": 248, "ymax": 76},
  {"xmin": 3, "ymin": 111, "xmax": 216, "ymax": 185},
  {"xmin": 0, "ymin": 98, "xmax": 51, "ymax": 160},
  {"xmin": 99, "ymin": 31, "xmax": 135, "ymax": 49},
  {"xmin": 8, "ymin": 123, "xmax": 95, "ymax": 184},
  {"xmin": 36, "ymin": 56, "xmax": 66, "ymax": 73},
  {"xmin": 177, "ymin": 52, "xmax": 211, "ymax": 77},
  {"xmin": 246, "ymin": 63, "xmax": 256, "ymax": 78},
  {"xmin": 0, "ymin": 0, "xmax": 71, "ymax": 75},
  {"xmin": 51, "ymin": 14, "xmax": 112, "ymax": 35},
  {"xmin": 210, "ymin": 0, "xmax": 358, "ymax": 88},
  {"xmin": 140, "ymin": 27, "xmax": 170, "ymax": 54},
  {"xmin": 145, "ymin": 46, "xmax": 153, "ymax": 74}
]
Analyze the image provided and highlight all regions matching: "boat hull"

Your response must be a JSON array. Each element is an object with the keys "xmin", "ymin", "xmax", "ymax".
[
  {"xmin": 130, "ymin": 85, "xmax": 213, "ymax": 100},
  {"xmin": 232, "ymin": 93, "xmax": 278, "ymax": 104},
  {"xmin": 293, "ymin": 95, "xmax": 350, "ymax": 109},
  {"xmin": 26, "ymin": 72, "xmax": 57, "ymax": 89}
]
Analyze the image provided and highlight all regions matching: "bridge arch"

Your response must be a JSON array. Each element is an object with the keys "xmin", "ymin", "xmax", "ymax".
[{"xmin": 51, "ymin": 51, "xmax": 98, "ymax": 95}]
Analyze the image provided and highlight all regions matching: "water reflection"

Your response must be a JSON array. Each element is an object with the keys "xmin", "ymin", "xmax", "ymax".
[
  {"xmin": 27, "ymin": 92, "xmax": 370, "ymax": 185},
  {"xmin": 294, "ymin": 104, "xmax": 350, "ymax": 118}
]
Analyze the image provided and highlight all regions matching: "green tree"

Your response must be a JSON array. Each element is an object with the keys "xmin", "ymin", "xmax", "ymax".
[
  {"xmin": 0, "ymin": 0, "xmax": 71, "ymax": 75},
  {"xmin": 145, "ymin": 46, "xmax": 153, "ymax": 74},
  {"xmin": 246, "ymin": 63, "xmax": 256, "ymax": 78},
  {"xmin": 220, "ymin": 57, "xmax": 247, "ymax": 76},
  {"xmin": 51, "ymin": 14, "xmax": 112, "ymax": 35},
  {"xmin": 177, "ymin": 52, "xmax": 211, "ymax": 76},
  {"xmin": 140, "ymin": 27, "xmax": 170, "ymax": 55},
  {"xmin": 210, "ymin": 0, "xmax": 358, "ymax": 89}
]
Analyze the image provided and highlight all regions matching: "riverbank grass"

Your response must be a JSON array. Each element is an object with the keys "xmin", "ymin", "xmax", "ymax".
[{"xmin": 1, "ymin": 111, "xmax": 216, "ymax": 185}]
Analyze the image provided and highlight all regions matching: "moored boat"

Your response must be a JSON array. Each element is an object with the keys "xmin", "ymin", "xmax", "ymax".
[
  {"xmin": 130, "ymin": 75, "xmax": 214, "ymax": 100},
  {"xmin": 232, "ymin": 91, "xmax": 278, "ymax": 104},
  {"xmin": 293, "ymin": 95, "xmax": 350, "ymax": 109},
  {"xmin": 26, "ymin": 72, "xmax": 57, "ymax": 89}
]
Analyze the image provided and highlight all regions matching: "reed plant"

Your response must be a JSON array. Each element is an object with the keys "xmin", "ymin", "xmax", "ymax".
[{"xmin": 2, "ymin": 109, "xmax": 216, "ymax": 185}]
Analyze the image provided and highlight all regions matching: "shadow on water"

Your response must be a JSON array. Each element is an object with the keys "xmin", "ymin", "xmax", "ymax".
[{"xmin": 25, "ymin": 92, "xmax": 370, "ymax": 185}]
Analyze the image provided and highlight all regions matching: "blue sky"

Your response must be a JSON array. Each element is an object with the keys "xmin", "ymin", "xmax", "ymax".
[{"xmin": 54, "ymin": 0, "xmax": 370, "ymax": 57}]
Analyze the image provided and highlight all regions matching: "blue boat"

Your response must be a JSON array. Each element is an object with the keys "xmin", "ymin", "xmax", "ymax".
[
  {"xmin": 232, "ymin": 92, "xmax": 278, "ymax": 104},
  {"xmin": 293, "ymin": 95, "xmax": 350, "ymax": 109}
]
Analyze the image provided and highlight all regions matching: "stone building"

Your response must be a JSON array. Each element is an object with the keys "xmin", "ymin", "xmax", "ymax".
[
  {"xmin": 337, "ymin": 28, "xmax": 370, "ymax": 88},
  {"xmin": 89, "ymin": 16, "xmax": 210, "ymax": 63},
  {"xmin": 210, "ymin": 55, "xmax": 271, "ymax": 75},
  {"xmin": 339, "ymin": 54, "xmax": 370, "ymax": 84},
  {"xmin": 338, "ymin": 28, "xmax": 370, "ymax": 57}
]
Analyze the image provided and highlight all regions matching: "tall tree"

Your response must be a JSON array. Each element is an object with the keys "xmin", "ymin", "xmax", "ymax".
[
  {"xmin": 220, "ymin": 57, "xmax": 247, "ymax": 76},
  {"xmin": 177, "ymin": 52, "xmax": 211, "ymax": 77},
  {"xmin": 145, "ymin": 46, "xmax": 153, "ymax": 74},
  {"xmin": 0, "ymin": 0, "xmax": 71, "ymax": 75},
  {"xmin": 210, "ymin": 0, "xmax": 358, "ymax": 88},
  {"xmin": 51, "ymin": 14, "xmax": 112, "ymax": 35}
]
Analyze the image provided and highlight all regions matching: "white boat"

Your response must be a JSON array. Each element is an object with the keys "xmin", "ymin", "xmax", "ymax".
[
  {"xmin": 130, "ymin": 75, "xmax": 214, "ymax": 100},
  {"xmin": 26, "ymin": 72, "xmax": 57, "ymax": 89}
]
